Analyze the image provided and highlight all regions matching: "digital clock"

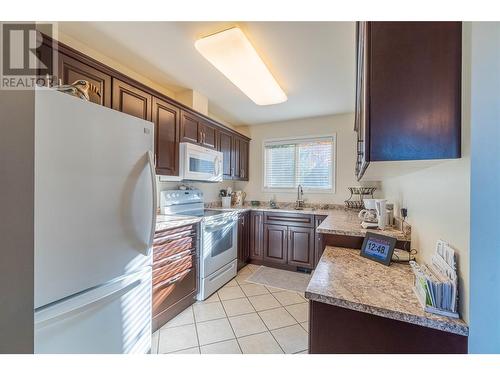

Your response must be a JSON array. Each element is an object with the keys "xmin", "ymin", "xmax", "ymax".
[{"xmin": 360, "ymin": 232, "xmax": 397, "ymax": 266}]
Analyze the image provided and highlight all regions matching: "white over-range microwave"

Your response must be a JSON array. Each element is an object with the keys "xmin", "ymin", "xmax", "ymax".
[{"xmin": 179, "ymin": 142, "xmax": 223, "ymax": 182}]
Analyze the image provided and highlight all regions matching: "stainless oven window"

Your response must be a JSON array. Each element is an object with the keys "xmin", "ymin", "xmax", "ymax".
[
  {"xmin": 189, "ymin": 157, "xmax": 215, "ymax": 174},
  {"xmin": 204, "ymin": 222, "xmax": 234, "ymax": 257}
]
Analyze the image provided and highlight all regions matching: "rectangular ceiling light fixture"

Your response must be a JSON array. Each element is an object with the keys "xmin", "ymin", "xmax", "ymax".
[{"xmin": 195, "ymin": 27, "xmax": 287, "ymax": 106}]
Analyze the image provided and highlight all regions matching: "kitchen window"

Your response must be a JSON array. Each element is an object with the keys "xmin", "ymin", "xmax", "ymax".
[{"xmin": 263, "ymin": 135, "xmax": 336, "ymax": 192}]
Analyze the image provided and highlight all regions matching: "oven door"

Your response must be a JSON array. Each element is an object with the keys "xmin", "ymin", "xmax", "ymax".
[
  {"xmin": 180, "ymin": 142, "xmax": 222, "ymax": 182},
  {"xmin": 201, "ymin": 217, "xmax": 238, "ymax": 277}
]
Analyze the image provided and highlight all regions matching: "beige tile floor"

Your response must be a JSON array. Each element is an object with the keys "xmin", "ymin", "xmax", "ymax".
[{"xmin": 152, "ymin": 264, "xmax": 309, "ymax": 354}]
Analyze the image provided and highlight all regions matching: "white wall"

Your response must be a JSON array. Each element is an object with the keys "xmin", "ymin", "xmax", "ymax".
[
  {"xmin": 234, "ymin": 113, "xmax": 377, "ymax": 204},
  {"xmin": 469, "ymin": 22, "xmax": 500, "ymax": 353},
  {"xmin": 380, "ymin": 24, "xmax": 471, "ymax": 323}
]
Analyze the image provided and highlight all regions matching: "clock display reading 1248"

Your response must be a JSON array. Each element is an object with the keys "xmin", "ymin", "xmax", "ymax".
[{"xmin": 360, "ymin": 232, "xmax": 397, "ymax": 266}]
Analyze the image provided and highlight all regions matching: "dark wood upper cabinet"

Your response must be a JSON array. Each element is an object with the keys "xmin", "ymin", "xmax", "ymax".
[
  {"xmin": 239, "ymin": 139, "xmax": 249, "ymax": 181},
  {"xmin": 199, "ymin": 121, "xmax": 218, "ymax": 149},
  {"xmin": 218, "ymin": 130, "xmax": 234, "ymax": 179},
  {"xmin": 287, "ymin": 226, "xmax": 314, "ymax": 269},
  {"xmin": 250, "ymin": 211, "xmax": 264, "ymax": 260},
  {"xmin": 180, "ymin": 111, "xmax": 200, "ymax": 144},
  {"xmin": 217, "ymin": 132, "xmax": 250, "ymax": 181},
  {"xmin": 263, "ymin": 224, "xmax": 288, "ymax": 265},
  {"xmin": 370, "ymin": 22, "xmax": 461, "ymax": 161},
  {"xmin": 355, "ymin": 22, "xmax": 462, "ymax": 178},
  {"xmin": 153, "ymin": 97, "xmax": 180, "ymax": 176},
  {"xmin": 232, "ymin": 136, "xmax": 242, "ymax": 179},
  {"xmin": 36, "ymin": 33, "xmax": 250, "ymax": 180},
  {"xmin": 232, "ymin": 136, "xmax": 249, "ymax": 181},
  {"xmin": 112, "ymin": 78, "xmax": 152, "ymax": 121},
  {"xmin": 58, "ymin": 53, "xmax": 111, "ymax": 107}
]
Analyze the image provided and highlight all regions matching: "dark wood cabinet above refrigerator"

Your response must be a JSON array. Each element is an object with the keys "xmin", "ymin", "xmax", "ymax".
[
  {"xmin": 36, "ymin": 33, "xmax": 250, "ymax": 179},
  {"xmin": 355, "ymin": 22, "xmax": 462, "ymax": 180}
]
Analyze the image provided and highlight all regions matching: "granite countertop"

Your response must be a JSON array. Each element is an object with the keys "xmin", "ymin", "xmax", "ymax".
[
  {"xmin": 316, "ymin": 210, "xmax": 410, "ymax": 241},
  {"xmin": 208, "ymin": 203, "xmax": 410, "ymax": 242},
  {"xmin": 305, "ymin": 246, "xmax": 468, "ymax": 336}
]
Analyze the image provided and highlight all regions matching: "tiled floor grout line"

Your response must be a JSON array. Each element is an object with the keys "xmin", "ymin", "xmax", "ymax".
[
  {"xmin": 282, "ymin": 302, "xmax": 309, "ymax": 329},
  {"xmin": 158, "ymin": 265, "xmax": 309, "ymax": 354},
  {"xmin": 266, "ymin": 325, "xmax": 287, "ymax": 354},
  {"xmin": 158, "ymin": 299, "xmax": 307, "ymax": 331},
  {"xmin": 168, "ymin": 345, "xmax": 199, "ymax": 354},
  {"xmin": 165, "ymin": 320, "xmax": 305, "ymax": 354},
  {"xmin": 247, "ymin": 272, "xmax": 309, "ymax": 352},
  {"xmin": 191, "ymin": 303, "xmax": 202, "ymax": 353},
  {"xmin": 258, "ymin": 315, "xmax": 306, "ymax": 334},
  {"xmin": 201, "ymin": 337, "xmax": 242, "ymax": 353},
  {"xmin": 218, "ymin": 294, "xmax": 244, "ymax": 354}
]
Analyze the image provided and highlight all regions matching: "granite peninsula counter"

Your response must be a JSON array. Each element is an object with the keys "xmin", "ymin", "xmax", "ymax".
[
  {"xmin": 207, "ymin": 204, "xmax": 410, "ymax": 242},
  {"xmin": 305, "ymin": 246, "xmax": 468, "ymax": 354}
]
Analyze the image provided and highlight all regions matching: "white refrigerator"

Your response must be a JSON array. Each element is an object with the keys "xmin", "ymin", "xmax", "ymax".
[{"xmin": 33, "ymin": 88, "xmax": 156, "ymax": 354}]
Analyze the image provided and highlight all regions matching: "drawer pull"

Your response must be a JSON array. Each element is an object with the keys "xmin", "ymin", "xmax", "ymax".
[
  {"xmin": 267, "ymin": 215, "xmax": 311, "ymax": 223},
  {"xmin": 154, "ymin": 249, "xmax": 194, "ymax": 267},
  {"xmin": 154, "ymin": 229, "xmax": 195, "ymax": 242},
  {"xmin": 153, "ymin": 269, "xmax": 191, "ymax": 290}
]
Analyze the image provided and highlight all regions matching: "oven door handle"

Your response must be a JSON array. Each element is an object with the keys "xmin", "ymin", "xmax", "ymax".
[{"xmin": 204, "ymin": 219, "xmax": 236, "ymax": 232}]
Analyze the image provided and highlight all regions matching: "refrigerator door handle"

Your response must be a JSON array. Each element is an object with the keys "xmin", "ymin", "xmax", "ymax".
[
  {"xmin": 147, "ymin": 150, "xmax": 157, "ymax": 255},
  {"xmin": 35, "ymin": 278, "xmax": 141, "ymax": 327}
]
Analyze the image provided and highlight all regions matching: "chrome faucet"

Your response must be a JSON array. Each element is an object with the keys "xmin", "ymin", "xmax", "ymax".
[{"xmin": 295, "ymin": 185, "xmax": 304, "ymax": 210}]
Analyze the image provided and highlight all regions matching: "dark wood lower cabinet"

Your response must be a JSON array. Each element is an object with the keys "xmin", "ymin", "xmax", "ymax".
[
  {"xmin": 262, "ymin": 211, "xmax": 314, "ymax": 270},
  {"xmin": 263, "ymin": 224, "xmax": 288, "ymax": 265},
  {"xmin": 237, "ymin": 211, "xmax": 250, "ymax": 270},
  {"xmin": 152, "ymin": 224, "xmax": 198, "ymax": 331},
  {"xmin": 309, "ymin": 300, "xmax": 467, "ymax": 353},
  {"xmin": 249, "ymin": 212, "xmax": 264, "ymax": 260},
  {"xmin": 287, "ymin": 226, "xmax": 314, "ymax": 268}
]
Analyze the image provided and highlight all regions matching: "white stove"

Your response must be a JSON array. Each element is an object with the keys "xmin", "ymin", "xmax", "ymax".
[{"xmin": 160, "ymin": 190, "xmax": 238, "ymax": 300}]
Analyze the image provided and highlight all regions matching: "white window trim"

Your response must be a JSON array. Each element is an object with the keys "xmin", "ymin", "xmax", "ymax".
[{"xmin": 261, "ymin": 134, "xmax": 337, "ymax": 194}]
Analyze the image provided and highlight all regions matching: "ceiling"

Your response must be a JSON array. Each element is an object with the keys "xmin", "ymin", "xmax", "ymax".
[{"xmin": 58, "ymin": 22, "xmax": 356, "ymax": 126}]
